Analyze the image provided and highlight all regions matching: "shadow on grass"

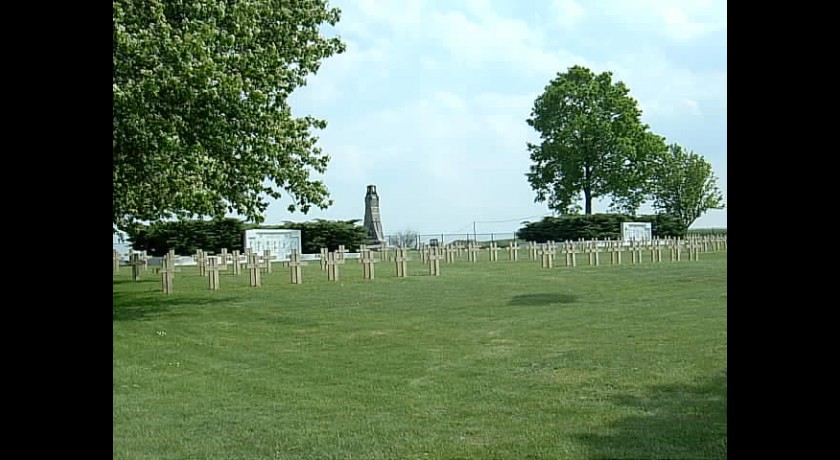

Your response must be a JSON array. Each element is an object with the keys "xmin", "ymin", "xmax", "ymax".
[
  {"xmin": 576, "ymin": 371, "xmax": 727, "ymax": 459},
  {"xmin": 113, "ymin": 292, "xmax": 232, "ymax": 321},
  {"xmin": 112, "ymin": 278, "xmax": 159, "ymax": 286},
  {"xmin": 508, "ymin": 293, "xmax": 578, "ymax": 306}
]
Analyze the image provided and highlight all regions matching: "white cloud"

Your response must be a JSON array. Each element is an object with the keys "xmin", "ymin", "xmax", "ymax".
[
  {"xmin": 595, "ymin": 0, "xmax": 726, "ymax": 41},
  {"xmin": 660, "ymin": 6, "xmax": 718, "ymax": 41},
  {"xmin": 601, "ymin": 51, "xmax": 725, "ymax": 122},
  {"xmin": 349, "ymin": 0, "xmax": 427, "ymax": 27},
  {"xmin": 426, "ymin": 8, "xmax": 590, "ymax": 77},
  {"xmin": 552, "ymin": 0, "xmax": 586, "ymax": 28},
  {"xmin": 290, "ymin": 36, "xmax": 392, "ymax": 108},
  {"xmin": 432, "ymin": 91, "xmax": 468, "ymax": 111}
]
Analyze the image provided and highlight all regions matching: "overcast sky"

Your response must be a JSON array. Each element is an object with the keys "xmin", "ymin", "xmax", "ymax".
[{"xmin": 260, "ymin": 0, "xmax": 726, "ymax": 237}]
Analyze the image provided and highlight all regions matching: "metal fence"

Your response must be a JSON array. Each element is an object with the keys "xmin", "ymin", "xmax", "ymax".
[{"xmin": 383, "ymin": 233, "xmax": 519, "ymax": 249}]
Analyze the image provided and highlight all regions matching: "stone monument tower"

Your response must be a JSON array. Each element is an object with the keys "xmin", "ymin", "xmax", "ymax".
[{"xmin": 363, "ymin": 185, "xmax": 385, "ymax": 246}]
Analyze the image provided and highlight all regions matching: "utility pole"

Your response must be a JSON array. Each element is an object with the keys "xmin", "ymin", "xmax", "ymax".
[{"xmin": 473, "ymin": 221, "xmax": 477, "ymax": 244}]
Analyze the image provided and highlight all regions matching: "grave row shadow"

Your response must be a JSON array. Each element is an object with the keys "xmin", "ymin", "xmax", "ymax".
[
  {"xmin": 113, "ymin": 292, "xmax": 230, "ymax": 321},
  {"xmin": 508, "ymin": 293, "xmax": 578, "ymax": 306}
]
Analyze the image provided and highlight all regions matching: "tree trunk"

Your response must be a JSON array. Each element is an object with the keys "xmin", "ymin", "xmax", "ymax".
[
  {"xmin": 583, "ymin": 165, "xmax": 592, "ymax": 215},
  {"xmin": 584, "ymin": 188, "xmax": 592, "ymax": 215}
]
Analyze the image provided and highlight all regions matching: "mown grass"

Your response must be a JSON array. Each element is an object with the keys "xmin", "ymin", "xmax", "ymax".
[{"xmin": 114, "ymin": 249, "xmax": 727, "ymax": 459}]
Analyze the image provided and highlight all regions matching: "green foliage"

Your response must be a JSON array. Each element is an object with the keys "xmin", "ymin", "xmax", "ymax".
[
  {"xmin": 517, "ymin": 213, "xmax": 686, "ymax": 242},
  {"xmin": 126, "ymin": 218, "xmax": 245, "ymax": 256},
  {"xmin": 644, "ymin": 213, "xmax": 688, "ymax": 239},
  {"xmin": 526, "ymin": 66, "xmax": 666, "ymax": 214},
  {"xmin": 274, "ymin": 219, "xmax": 369, "ymax": 253},
  {"xmin": 650, "ymin": 144, "xmax": 725, "ymax": 229},
  {"xmin": 113, "ymin": 0, "xmax": 346, "ymax": 231}
]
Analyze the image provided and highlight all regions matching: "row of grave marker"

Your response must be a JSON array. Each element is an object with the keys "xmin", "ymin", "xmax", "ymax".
[
  {"xmin": 410, "ymin": 236, "xmax": 726, "ymax": 264},
  {"xmin": 114, "ymin": 236, "xmax": 726, "ymax": 273},
  {"xmin": 114, "ymin": 236, "xmax": 726, "ymax": 293}
]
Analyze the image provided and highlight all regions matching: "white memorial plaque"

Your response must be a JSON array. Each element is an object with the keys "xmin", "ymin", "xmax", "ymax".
[
  {"xmin": 621, "ymin": 222, "xmax": 652, "ymax": 244},
  {"xmin": 243, "ymin": 229, "xmax": 302, "ymax": 261}
]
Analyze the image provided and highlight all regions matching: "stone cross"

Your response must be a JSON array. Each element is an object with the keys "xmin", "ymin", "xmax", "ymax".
[
  {"xmin": 113, "ymin": 250, "xmax": 122, "ymax": 274},
  {"xmin": 508, "ymin": 242, "xmax": 520, "ymax": 261},
  {"xmin": 230, "ymin": 250, "xmax": 242, "ymax": 275},
  {"xmin": 220, "ymin": 248, "xmax": 228, "ymax": 269},
  {"xmin": 160, "ymin": 254, "xmax": 175, "ymax": 294},
  {"xmin": 320, "ymin": 247, "xmax": 329, "ymax": 270},
  {"xmin": 691, "ymin": 240, "xmax": 700, "ymax": 261},
  {"xmin": 262, "ymin": 250, "xmax": 273, "ymax": 274},
  {"xmin": 379, "ymin": 246, "xmax": 391, "ymax": 262},
  {"xmin": 284, "ymin": 249, "xmax": 308, "ymax": 284},
  {"xmin": 631, "ymin": 245, "xmax": 641, "ymax": 264},
  {"xmin": 361, "ymin": 249, "xmax": 377, "ymax": 280},
  {"xmin": 540, "ymin": 243, "xmax": 555, "ymax": 269},
  {"xmin": 587, "ymin": 244, "xmax": 599, "ymax": 266},
  {"xmin": 194, "ymin": 249, "xmax": 206, "ymax": 276},
  {"xmin": 140, "ymin": 251, "xmax": 150, "ymax": 271},
  {"xmin": 453, "ymin": 243, "xmax": 464, "ymax": 258},
  {"xmin": 564, "ymin": 242, "xmax": 576, "ymax": 267},
  {"xmin": 394, "ymin": 247, "xmax": 409, "ymax": 277},
  {"xmin": 611, "ymin": 243, "xmax": 622, "ymax": 265},
  {"xmin": 528, "ymin": 241, "xmax": 539, "ymax": 260},
  {"xmin": 358, "ymin": 245, "xmax": 368, "ymax": 264},
  {"xmin": 247, "ymin": 252, "xmax": 261, "ymax": 287},
  {"xmin": 428, "ymin": 246, "xmax": 442, "ymax": 276},
  {"xmin": 207, "ymin": 256, "xmax": 221, "ymax": 290},
  {"xmin": 336, "ymin": 245, "xmax": 348, "ymax": 263},
  {"xmin": 419, "ymin": 243, "xmax": 427, "ymax": 264},
  {"xmin": 488, "ymin": 242, "xmax": 501, "ymax": 262},
  {"xmin": 467, "ymin": 243, "xmax": 480, "ymax": 263},
  {"xmin": 129, "ymin": 252, "xmax": 143, "ymax": 281},
  {"xmin": 444, "ymin": 245, "xmax": 455, "ymax": 264},
  {"xmin": 326, "ymin": 251, "xmax": 340, "ymax": 281}
]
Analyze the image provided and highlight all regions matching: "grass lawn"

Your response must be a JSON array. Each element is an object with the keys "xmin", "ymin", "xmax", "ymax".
[{"xmin": 114, "ymin": 250, "xmax": 727, "ymax": 459}]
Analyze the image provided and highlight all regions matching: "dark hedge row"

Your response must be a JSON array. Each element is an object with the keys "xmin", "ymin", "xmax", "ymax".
[
  {"xmin": 516, "ymin": 213, "xmax": 687, "ymax": 243},
  {"xmin": 125, "ymin": 218, "xmax": 369, "ymax": 256},
  {"xmin": 260, "ymin": 219, "xmax": 369, "ymax": 254}
]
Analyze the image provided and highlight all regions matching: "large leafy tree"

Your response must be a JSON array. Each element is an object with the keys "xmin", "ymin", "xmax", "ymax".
[
  {"xmin": 650, "ymin": 143, "xmax": 725, "ymax": 229},
  {"xmin": 526, "ymin": 65, "xmax": 665, "ymax": 215},
  {"xmin": 113, "ymin": 0, "xmax": 346, "ymax": 232}
]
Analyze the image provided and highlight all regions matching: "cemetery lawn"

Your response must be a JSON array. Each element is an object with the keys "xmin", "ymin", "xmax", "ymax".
[{"xmin": 113, "ymin": 252, "xmax": 727, "ymax": 459}]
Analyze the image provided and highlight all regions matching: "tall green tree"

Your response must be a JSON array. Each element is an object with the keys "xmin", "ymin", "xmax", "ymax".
[
  {"xmin": 650, "ymin": 143, "xmax": 725, "ymax": 229},
  {"xmin": 113, "ymin": 0, "xmax": 346, "ymax": 232},
  {"xmin": 526, "ymin": 65, "xmax": 666, "ymax": 215}
]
